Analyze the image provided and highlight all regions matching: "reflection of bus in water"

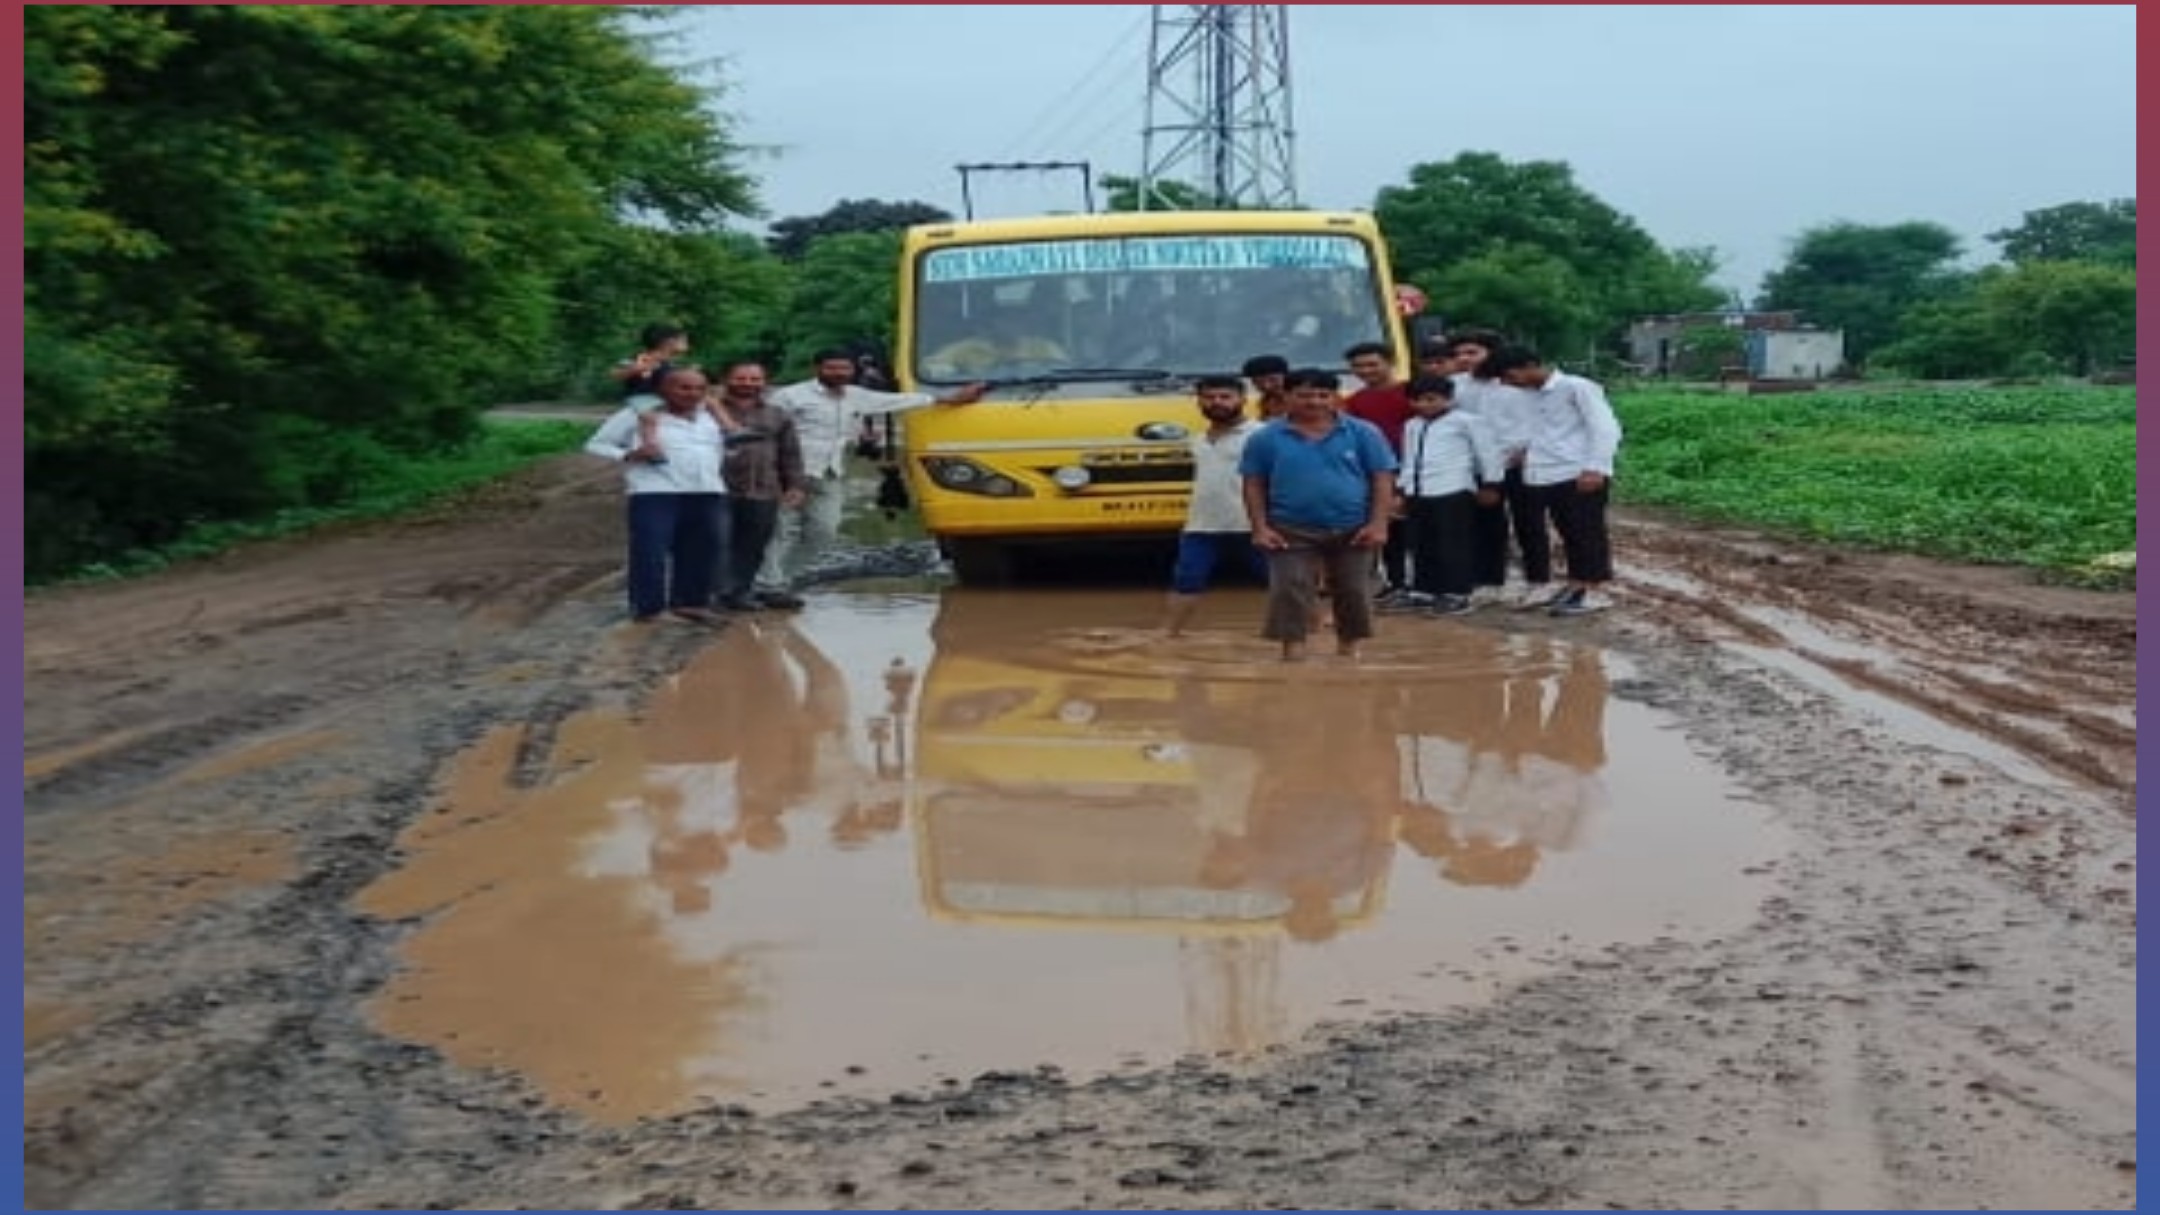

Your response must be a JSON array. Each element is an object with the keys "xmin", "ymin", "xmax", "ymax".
[
  {"xmin": 910, "ymin": 594, "xmax": 1391, "ymax": 941},
  {"xmin": 892, "ymin": 211, "xmax": 1415, "ymax": 584}
]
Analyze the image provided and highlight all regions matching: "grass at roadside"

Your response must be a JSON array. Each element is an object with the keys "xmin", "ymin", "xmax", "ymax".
[
  {"xmin": 1615, "ymin": 386, "xmax": 2134, "ymax": 580},
  {"xmin": 53, "ymin": 418, "xmax": 594, "ymax": 585}
]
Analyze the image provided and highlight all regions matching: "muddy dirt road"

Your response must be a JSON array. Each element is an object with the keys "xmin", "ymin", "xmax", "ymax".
[{"xmin": 24, "ymin": 456, "xmax": 2136, "ymax": 1210}]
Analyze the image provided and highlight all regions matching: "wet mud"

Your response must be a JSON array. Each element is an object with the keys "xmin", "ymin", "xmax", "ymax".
[
  {"xmin": 21, "ymin": 457, "xmax": 2136, "ymax": 1210},
  {"xmin": 354, "ymin": 595, "xmax": 1787, "ymax": 1121}
]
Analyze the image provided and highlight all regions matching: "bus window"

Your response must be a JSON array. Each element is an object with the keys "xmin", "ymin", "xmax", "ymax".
[{"xmin": 911, "ymin": 231, "xmax": 1388, "ymax": 384}]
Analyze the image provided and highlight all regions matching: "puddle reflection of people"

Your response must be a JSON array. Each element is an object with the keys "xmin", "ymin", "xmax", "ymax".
[
  {"xmin": 1397, "ymin": 641, "xmax": 1609, "ymax": 888},
  {"xmin": 626, "ymin": 619, "xmax": 883, "ymax": 912},
  {"xmin": 756, "ymin": 621, "xmax": 893, "ymax": 851},
  {"xmin": 1184, "ymin": 678, "xmax": 1398, "ymax": 942},
  {"xmin": 643, "ymin": 784, "xmax": 730, "ymax": 915}
]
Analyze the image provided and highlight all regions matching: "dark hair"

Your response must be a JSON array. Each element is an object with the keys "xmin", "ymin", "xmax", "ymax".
[
  {"xmin": 811, "ymin": 347, "xmax": 856, "ymax": 365},
  {"xmin": 1417, "ymin": 339, "xmax": 1455, "ymax": 361},
  {"xmin": 1482, "ymin": 345, "xmax": 1546, "ymax": 377},
  {"xmin": 1195, "ymin": 374, "xmax": 1243, "ymax": 393},
  {"xmin": 1240, "ymin": 353, "xmax": 1290, "ymax": 378},
  {"xmin": 1406, "ymin": 375, "xmax": 1456, "ymax": 400},
  {"xmin": 1285, "ymin": 367, "xmax": 1339, "ymax": 391},
  {"xmin": 1342, "ymin": 341, "xmax": 1392, "ymax": 363},
  {"xmin": 1445, "ymin": 327, "xmax": 1506, "ymax": 352},
  {"xmin": 721, "ymin": 359, "xmax": 768, "ymax": 377},
  {"xmin": 640, "ymin": 323, "xmax": 688, "ymax": 351}
]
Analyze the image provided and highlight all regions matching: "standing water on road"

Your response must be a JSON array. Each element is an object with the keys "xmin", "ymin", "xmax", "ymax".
[{"xmin": 356, "ymin": 587, "xmax": 1786, "ymax": 1124}]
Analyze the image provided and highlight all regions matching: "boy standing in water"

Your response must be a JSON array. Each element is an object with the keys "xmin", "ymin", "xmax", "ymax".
[{"xmin": 1164, "ymin": 376, "xmax": 1267, "ymax": 637}]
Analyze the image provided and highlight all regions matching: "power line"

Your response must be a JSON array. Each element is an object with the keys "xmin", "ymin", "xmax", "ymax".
[
  {"xmin": 1062, "ymin": 95, "xmax": 1148, "ymax": 167},
  {"xmin": 990, "ymin": 10, "xmax": 1153, "ymax": 162}
]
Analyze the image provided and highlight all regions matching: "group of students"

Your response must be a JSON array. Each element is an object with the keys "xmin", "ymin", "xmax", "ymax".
[{"xmin": 1168, "ymin": 331, "xmax": 1623, "ymax": 661}]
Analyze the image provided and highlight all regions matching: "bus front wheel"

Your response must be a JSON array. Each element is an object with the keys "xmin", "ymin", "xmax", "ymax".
[{"xmin": 944, "ymin": 539, "xmax": 1016, "ymax": 587}]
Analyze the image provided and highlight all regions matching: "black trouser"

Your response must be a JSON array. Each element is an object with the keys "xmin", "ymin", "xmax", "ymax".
[
  {"xmin": 723, "ymin": 496, "xmax": 781, "ymax": 599},
  {"xmin": 1539, "ymin": 478, "xmax": 1613, "ymax": 584},
  {"xmin": 1473, "ymin": 465, "xmax": 1553, "ymax": 586},
  {"xmin": 1381, "ymin": 515, "xmax": 1410, "ymax": 589},
  {"xmin": 1405, "ymin": 492, "xmax": 1477, "ymax": 598}
]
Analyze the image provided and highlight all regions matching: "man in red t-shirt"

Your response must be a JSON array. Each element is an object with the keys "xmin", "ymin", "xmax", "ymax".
[{"xmin": 1343, "ymin": 341, "xmax": 1415, "ymax": 598}]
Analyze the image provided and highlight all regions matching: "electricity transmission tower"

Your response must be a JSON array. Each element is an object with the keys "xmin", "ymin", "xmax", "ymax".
[{"xmin": 1137, "ymin": 5, "xmax": 1297, "ymax": 210}]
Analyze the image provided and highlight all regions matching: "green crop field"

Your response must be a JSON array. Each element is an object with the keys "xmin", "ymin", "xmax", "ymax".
[{"xmin": 1613, "ymin": 385, "xmax": 2136, "ymax": 575}]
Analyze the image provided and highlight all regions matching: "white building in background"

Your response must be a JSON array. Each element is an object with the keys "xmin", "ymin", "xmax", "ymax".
[
  {"xmin": 1625, "ymin": 310, "xmax": 1845, "ymax": 381},
  {"xmin": 1746, "ymin": 328, "xmax": 1846, "ymax": 381}
]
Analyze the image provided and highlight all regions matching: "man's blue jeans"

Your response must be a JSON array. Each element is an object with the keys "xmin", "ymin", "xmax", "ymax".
[{"xmin": 627, "ymin": 493, "xmax": 725, "ymax": 617}]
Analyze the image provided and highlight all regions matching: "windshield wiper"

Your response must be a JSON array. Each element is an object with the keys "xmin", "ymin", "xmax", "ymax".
[
  {"xmin": 1042, "ymin": 367, "xmax": 1179, "ymax": 381},
  {"xmin": 977, "ymin": 367, "xmax": 1181, "ymax": 388}
]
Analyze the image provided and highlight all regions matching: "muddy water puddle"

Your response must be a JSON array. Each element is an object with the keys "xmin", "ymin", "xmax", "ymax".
[
  {"xmin": 357, "ymin": 589, "xmax": 1786, "ymax": 1124},
  {"xmin": 1628, "ymin": 567, "xmax": 2080, "ymax": 789}
]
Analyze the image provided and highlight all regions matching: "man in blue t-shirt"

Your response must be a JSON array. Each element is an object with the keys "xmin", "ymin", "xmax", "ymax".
[{"xmin": 1239, "ymin": 367, "xmax": 1400, "ymax": 662}]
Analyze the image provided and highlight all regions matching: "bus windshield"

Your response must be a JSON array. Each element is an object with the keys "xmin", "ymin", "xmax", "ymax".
[{"xmin": 912, "ymin": 232, "xmax": 1389, "ymax": 385}]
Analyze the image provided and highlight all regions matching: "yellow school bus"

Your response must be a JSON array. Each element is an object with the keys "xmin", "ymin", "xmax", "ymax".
[{"xmin": 893, "ymin": 211, "xmax": 1415, "ymax": 584}]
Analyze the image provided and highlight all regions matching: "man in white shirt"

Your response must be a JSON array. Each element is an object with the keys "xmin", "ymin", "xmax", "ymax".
[
  {"xmin": 583, "ymin": 366, "xmax": 732, "ymax": 624},
  {"xmin": 1485, "ymin": 346, "xmax": 1624, "ymax": 616},
  {"xmin": 1432, "ymin": 331, "xmax": 1552, "ymax": 608},
  {"xmin": 757, "ymin": 348, "xmax": 987, "ymax": 604},
  {"xmin": 1163, "ymin": 375, "xmax": 1267, "ymax": 637}
]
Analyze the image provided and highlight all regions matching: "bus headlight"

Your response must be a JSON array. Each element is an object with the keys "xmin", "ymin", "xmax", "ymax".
[
  {"xmin": 1051, "ymin": 465, "xmax": 1092, "ymax": 492},
  {"xmin": 921, "ymin": 456, "xmax": 1036, "ymax": 498}
]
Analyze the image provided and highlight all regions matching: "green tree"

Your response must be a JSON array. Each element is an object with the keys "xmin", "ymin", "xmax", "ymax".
[
  {"xmin": 1099, "ymin": 174, "xmax": 1215, "ymax": 212},
  {"xmin": 1373, "ymin": 152, "xmax": 1721, "ymax": 353},
  {"xmin": 1874, "ymin": 259, "xmax": 2135, "ymax": 379},
  {"xmin": 1756, "ymin": 221, "xmax": 1964, "ymax": 365},
  {"xmin": 766, "ymin": 197, "xmax": 951, "ymax": 261},
  {"xmin": 26, "ymin": 5, "xmax": 758, "ymax": 577},
  {"xmin": 774, "ymin": 231, "xmax": 905, "ymax": 375},
  {"xmin": 1987, "ymin": 199, "xmax": 2136, "ymax": 268},
  {"xmin": 1979, "ymin": 259, "xmax": 2136, "ymax": 375},
  {"xmin": 1413, "ymin": 244, "xmax": 1601, "ymax": 356},
  {"xmin": 546, "ymin": 228, "xmax": 792, "ymax": 398},
  {"xmin": 1872, "ymin": 291, "xmax": 2009, "ymax": 379}
]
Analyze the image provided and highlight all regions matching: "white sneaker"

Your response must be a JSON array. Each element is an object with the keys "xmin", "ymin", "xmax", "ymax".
[
  {"xmin": 1548, "ymin": 589, "xmax": 1612, "ymax": 617},
  {"xmin": 1513, "ymin": 583, "xmax": 1564, "ymax": 611},
  {"xmin": 1468, "ymin": 585, "xmax": 1506, "ymax": 609}
]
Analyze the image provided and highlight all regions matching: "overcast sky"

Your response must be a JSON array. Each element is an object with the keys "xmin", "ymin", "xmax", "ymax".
[{"xmin": 664, "ymin": 4, "xmax": 2135, "ymax": 296}]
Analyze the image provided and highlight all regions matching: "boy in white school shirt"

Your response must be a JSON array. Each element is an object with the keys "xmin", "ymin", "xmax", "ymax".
[
  {"xmin": 1394, "ymin": 375, "xmax": 1505, "ymax": 617},
  {"xmin": 1484, "ymin": 345, "xmax": 1623, "ymax": 616}
]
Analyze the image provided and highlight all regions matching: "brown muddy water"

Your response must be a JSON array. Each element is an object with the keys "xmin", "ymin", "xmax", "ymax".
[{"xmin": 355, "ymin": 587, "xmax": 1788, "ymax": 1124}]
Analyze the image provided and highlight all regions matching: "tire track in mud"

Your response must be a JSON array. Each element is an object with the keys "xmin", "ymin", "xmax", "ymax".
[
  {"xmin": 24, "ymin": 605, "xmax": 724, "ymax": 1209},
  {"xmin": 1613, "ymin": 515, "xmax": 2135, "ymax": 798},
  {"xmin": 22, "ymin": 459, "xmax": 672, "ymax": 1208}
]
